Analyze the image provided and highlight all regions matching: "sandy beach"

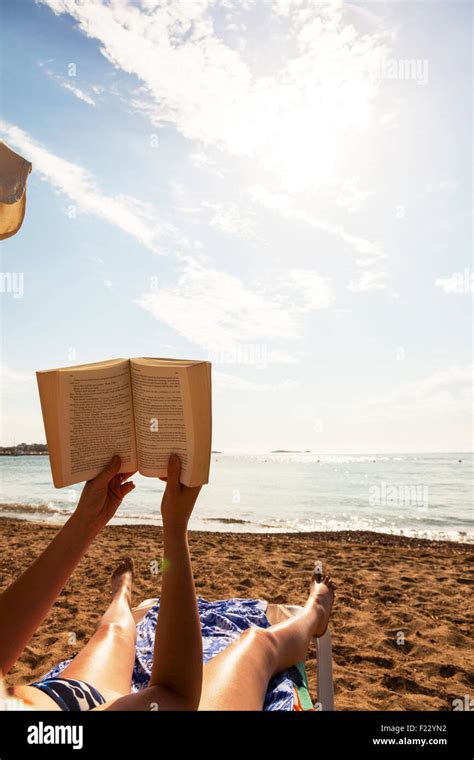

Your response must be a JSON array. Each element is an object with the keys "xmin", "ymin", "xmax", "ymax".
[{"xmin": 1, "ymin": 516, "xmax": 472, "ymax": 711}]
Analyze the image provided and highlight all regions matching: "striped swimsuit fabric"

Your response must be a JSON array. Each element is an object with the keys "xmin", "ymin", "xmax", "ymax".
[{"xmin": 29, "ymin": 677, "xmax": 106, "ymax": 711}]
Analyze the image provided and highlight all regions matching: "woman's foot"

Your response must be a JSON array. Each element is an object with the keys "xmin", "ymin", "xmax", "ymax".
[
  {"xmin": 111, "ymin": 557, "xmax": 134, "ymax": 607},
  {"xmin": 305, "ymin": 566, "xmax": 335, "ymax": 637}
]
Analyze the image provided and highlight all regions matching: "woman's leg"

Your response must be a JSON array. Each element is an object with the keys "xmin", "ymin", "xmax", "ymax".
[
  {"xmin": 58, "ymin": 558, "xmax": 136, "ymax": 699},
  {"xmin": 199, "ymin": 574, "xmax": 334, "ymax": 711}
]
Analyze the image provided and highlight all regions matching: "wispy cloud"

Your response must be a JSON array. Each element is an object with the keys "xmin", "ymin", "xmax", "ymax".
[
  {"xmin": 190, "ymin": 149, "xmax": 224, "ymax": 178},
  {"xmin": 201, "ymin": 200, "xmax": 258, "ymax": 240},
  {"xmin": 425, "ymin": 179, "xmax": 458, "ymax": 194},
  {"xmin": 278, "ymin": 269, "xmax": 335, "ymax": 311},
  {"xmin": 169, "ymin": 183, "xmax": 260, "ymax": 243},
  {"xmin": 0, "ymin": 120, "xmax": 175, "ymax": 252},
  {"xmin": 60, "ymin": 80, "xmax": 96, "ymax": 106},
  {"xmin": 214, "ymin": 371, "xmax": 300, "ymax": 392},
  {"xmin": 332, "ymin": 177, "xmax": 374, "ymax": 215},
  {"xmin": 38, "ymin": 0, "xmax": 390, "ymax": 193},
  {"xmin": 435, "ymin": 270, "xmax": 474, "ymax": 294},
  {"xmin": 364, "ymin": 366, "xmax": 473, "ymax": 416},
  {"xmin": 136, "ymin": 256, "xmax": 334, "ymax": 358},
  {"xmin": 36, "ymin": 0, "xmax": 392, "ymax": 288},
  {"xmin": 38, "ymin": 59, "xmax": 98, "ymax": 105},
  {"xmin": 348, "ymin": 270, "xmax": 388, "ymax": 292},
  {"xmin": 249, "ymin": 184, "xmax": 384, "ymax": 261}
]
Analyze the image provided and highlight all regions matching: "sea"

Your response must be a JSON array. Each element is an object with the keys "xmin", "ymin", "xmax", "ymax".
[{"xmin": 0, "ymin": 453, "xmax": 472, "ymax": 543}]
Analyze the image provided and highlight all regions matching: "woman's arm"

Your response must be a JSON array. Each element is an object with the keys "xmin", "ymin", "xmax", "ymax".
[
  {"xmin": 149, "ymin": 454, "xmax": 202, "ymax": 707},
  {"xmin": 0, "ymin": 456, "xmax": 135, "ymax": 676},
  {"xmin": 101, "ymin": 454, "xmax": 203, "ymax": 711}
]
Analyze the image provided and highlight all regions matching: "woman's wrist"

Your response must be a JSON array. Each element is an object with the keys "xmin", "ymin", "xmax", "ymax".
[
  {"xmin": 67, "ymin": 510, "xmax": 102, "ymax": 542},
  {"xmin": 162, "ymin": 522, "xmax": 188, "ymax": 545}
]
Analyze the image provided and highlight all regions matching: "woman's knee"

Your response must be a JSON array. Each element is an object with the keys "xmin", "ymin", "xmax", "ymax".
[
  {"xmin": 239, "ymin": 626, "xmax": 279, "ymax": 662},
  {"xmin": 96, "ymin": 621, "xmax": 136, "ymax": 644}
]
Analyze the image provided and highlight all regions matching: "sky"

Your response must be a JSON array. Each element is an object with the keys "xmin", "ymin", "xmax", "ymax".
[{"xmin": 0, "ymin": 0, "xmax": 472, "ymax": 453}]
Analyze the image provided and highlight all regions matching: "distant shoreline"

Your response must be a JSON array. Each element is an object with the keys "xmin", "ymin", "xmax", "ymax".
[
  {"xmin": 271, "ymin": 449, "xmax": 311, "ymax": 453},
  {"xmin": 0, "ymin": 444, "xmax": 48, "ymax": 456},
  {"xmin": 1, "ymin": 449, "xmax": 472, "ymax": 456},
  {"xmin": 0, "ymin": 452, "xmax": 48, "ymax": 456}
]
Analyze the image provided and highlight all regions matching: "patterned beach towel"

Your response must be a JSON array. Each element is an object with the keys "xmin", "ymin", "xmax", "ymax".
[{"xmin": 44, "ymin": 597, "xmax": 296, "ymax": 710}]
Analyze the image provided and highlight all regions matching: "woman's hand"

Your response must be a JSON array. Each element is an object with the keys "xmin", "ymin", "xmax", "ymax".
[
  {"xmin": 160, "ymin": 454, "xmax": 201, "ymax": 536},
  {"xmin": 75, "ymin": 455, "xmax": 136, "ymax": 531}
]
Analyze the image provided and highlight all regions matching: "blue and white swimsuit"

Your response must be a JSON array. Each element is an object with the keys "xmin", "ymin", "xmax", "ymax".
[{"xmin": 30, "ymin": 677, "xmax": 106, "ymax": 711}]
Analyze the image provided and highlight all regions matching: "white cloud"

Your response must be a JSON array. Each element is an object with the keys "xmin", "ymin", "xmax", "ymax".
[
  {"xmin": 214, "ymin": 371, "xmax": 300, "ymax": 392},
  {"xmin": 348, "ymin": 270, "xmax": 388, "ymax": 292},
  {"xmin": 170, "ymin": 182, "xmax": 260, "ymax": 242},
  {"xmin": 60, "ymin": 80, "xmax": 96, "ymax": 106},
  {"xmin": 36, "ymin": 0, "xmax": 392, "ymax": 291},
  {"xmin": 190, "ymin": 149, "xmax": 224, "ymax": 177},
  {"xmin": 38, "ymin": 0, "xmax": 390, "ymax": 192},
  {"xmin": 39, "ymin": 60, "xmax": 98, "ymax": 105},
  {"xmin": 365, "ymin": 366, "xmax": 473, "ymax": 416},
  {"xmin": 332, "ymin": 176, "xmax": 374, "ymax": 214},
  {"xmin": 202, "ymin": 200, "xmax": 258, "ymax": 240},
  {"xmin": 0, "ymin": 120, "xmax": 175, "ymax": 253},
  {"xmin": 435, "ymin": 270, "xmax": 474, "ymax": 294},
  {"xmin": 425, "ymin": 179, "xmax": 458, "ymax": 194},
  {"xmin": 136, "ymin": 256, "xmax": 334, "ymax": 357},
  {"xmin": 279, "ymin": 269, "xmax": 335, "ymax": 311},
  {"xmin": 249, "ymin": 184, "xmax": 384, "ymax": 261}
]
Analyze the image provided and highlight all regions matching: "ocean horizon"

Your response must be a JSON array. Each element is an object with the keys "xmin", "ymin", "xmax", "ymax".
[{"xmin": 0, "ymin": 452, "xmax": 472, "ymax": 543}]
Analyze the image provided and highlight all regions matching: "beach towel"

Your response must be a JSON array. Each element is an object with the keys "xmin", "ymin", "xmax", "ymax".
[
  {"xmin": 0, "ymin": 140, "xmax": 32, "ymax": 240},
  {"xmin": 43, "ymin": 597, "xmax": 296, "ymax": 710}
]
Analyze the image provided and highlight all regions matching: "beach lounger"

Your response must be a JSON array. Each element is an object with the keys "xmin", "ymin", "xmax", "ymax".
[{"xmin": 132, "ymin": 598, "xmax": 334, "ymax": 711}]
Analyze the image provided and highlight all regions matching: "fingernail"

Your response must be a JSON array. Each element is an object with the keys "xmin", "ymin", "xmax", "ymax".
[
  {"xmin": 170, "ymin": 454, "xmax": 177, "ymax": 463},
  {"xmin": 112, "ymin": 455, "xmax": 120, "ymax": 465}
]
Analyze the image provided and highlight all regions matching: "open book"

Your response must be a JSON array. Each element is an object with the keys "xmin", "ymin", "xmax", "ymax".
[{"xmin": 36, "ymin": 358, "xmax": 212, "ymax": 488}]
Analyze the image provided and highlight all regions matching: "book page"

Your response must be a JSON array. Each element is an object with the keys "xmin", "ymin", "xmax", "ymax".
[
  {"xmin": 57, "ymin": 360, "xmax": 137, "ymax": 486},
  {"xmin": 130, "ymin": 359, "xmax": 194, "ymax": 482}
]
